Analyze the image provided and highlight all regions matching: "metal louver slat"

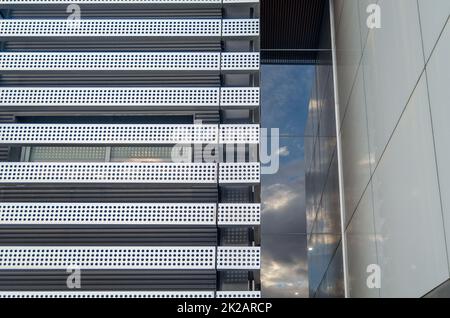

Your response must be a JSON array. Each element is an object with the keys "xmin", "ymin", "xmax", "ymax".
[
  {"xmin": 0, "ymin": 0, "xmax": 223, "ymax": 3},
  {"xmin": 0, "ymin": 87, "xmax": 260, "ymax": 108},
  {"xmin": 0, "ymin": 87, "xmax": 220, "ymax": 106},
  {"xmin": 219, "ymin": 124, "xmax": 259, "ymax": 144},
  {"xmin": 218, "ymin": 203, "xmax": 260, "ymax": 225},
  {"xmin": 0, "ymin": 203, "xmax": 259, "ymax": 225},
  {"xmin": 0, "ymin": 291, "xmax": 215, "ymax": 298},
  {"xmin": 0, "ymin": 163, "xmax": 261, "ymax": 184},
  {"xmin": 0, "ymin": 246, "xmax": 260, "ymax": 270},
  {"xmin": 0, "ymin": 52, "xmax": 259, "ymax": 72},
  {"xmin": 0, "ymin": 124, "xmax": 219, "ymax": 145},
  {"xmin": 216, "ymin": 291, "xmax": 261, "ymax": 298},
  {"xmin": 219, "ymin": 163, "xmax": 260, "ymax": 184},
  {"xmin": 0, "ymin": 163, "xmax": 217, "ymax": 184},
  {"xmin": 0, "ymin": 124, "xmax": 259, "ymax": 145},
  {"xmin": 217, "ymin": 247, "xmax": 260, "ymax": 270},
  {"xmin": 0, "ymin": 246, "xmax": 216, "ymax": 269},
  {"xmin": 0, "ymin": 52, "xmax": 221, "ymax": 71},
  {"xmin": 220, "ymin": 87, "xmax": 260, "ymax": 107},
  {"xmin": 0, "ymin": 19, "xmax": 259, "ymax": 38}
]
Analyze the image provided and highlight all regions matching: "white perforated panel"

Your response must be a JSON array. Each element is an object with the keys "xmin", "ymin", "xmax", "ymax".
[
  {"xmin": 219, "ymin": 163, "xmax": 260, "ymax": 184},
  {"xmin": 219, "ymin": 124, "xmax": 259, "ymax": 144},
  {"xmin": 0, "ymin": 291, "xmax": 215, "ymax": 299},
  {"xmin": 220, "ymin": 88, "xmax": 259, "ymax": 107},
  {"xmin": 0, "ymin": 52, "xmax": 221, "ymax": 71},
  {"xmin": 216, "ymin": 291, "xmax": 261, "ymax": 298},
  {"xmin": 0, "ymin": 124, "xmax": 218, "ymax": 145},
  {"xmin": 0, "ymin": 19, "xmax": 258, "ymax": 38},
  {"xmin": 221, "ymin": 53, "xmax": 259, "ymax": 71},
  {"xmin": 222, "ymin": 19, "xmax": 259, "ymax": 37},
  {"xmin": 0, "ymin": 0, "xmax": 222, "ymax": 3},
  {"xmin": 0, "ymin": 163, "xmax": 217, "ymax": 183},
  {"xmin": 0, "ymin": 247, "xmax": 216, "ymax": 269},
  {"xmin": 0, "ymin": 203, "xmax": 217, "ymax": 225},
  {"xmin": 0, "ymin": 19, "xmax": 221, "ymax": 37},
  {"xmin": 217, "ymin": 247, "xmax": 260, "ymax": 269},
  {"xmin": 223, "ymin": 0, "xmax": 259, "ymax": 3},
  {"xmin": 218, "ymin": 203, "xmax": 260, "ymax": 225},
  {"xmin": 0, "ymin": 87, "xmax": 220, "ymax": 106}
]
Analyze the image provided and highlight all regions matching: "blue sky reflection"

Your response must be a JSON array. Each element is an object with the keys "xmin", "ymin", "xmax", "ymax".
[{"xmin": 260, "ymin": 64, "xmax": 315, "ymax": 297}]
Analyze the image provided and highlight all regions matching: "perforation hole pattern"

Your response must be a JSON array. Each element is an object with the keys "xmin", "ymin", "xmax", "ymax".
[
  {"xmin": 0, "ymin": 52, "xmax": 221, "ymax": 70},
  {"xmin": 0, "ymin": 247, "xmax": 216, "ymax": 269},
  {"xmin": 0, "ymin": 163, "xmax": 217, "ymax": 183},
  {"xmin": 0, "ymin": 87, "xmax": 260, "ymax": 107},
  {"xmin": 218, "ymin": 203, "xmax": 260, "ymax": 225},
  {"xmin": 0, "ymin": 291, "xmax": 215, "ymax": 299},
  {"xmin": 219, "ymin": 163, "xmax": 260, "ymax": 184},
  {"xmin": 0, "ymin": 19, "xmax": 222, "ymax": 37},
  {"xmin": 216, "ymin": 291, "xmax": 261, "ymax": 298},
  {"xmin": 0, "ymin": 88, "xmax": 220, "ymax": 106},
  {"xmin": 219, "ymin": 124, "xmax": 259, "ymax": 144},
  {"xmin": 0, "ymin": 124, "xmax": 218, "ymax": 144},
  {"xmin": 0, "ymin": 19, "xmax": 259, "ymax": 37},
  {"xmin": 217, "ymin": 247, "xmax": 260, "ymax": 269},
  {"xmin": 0, "ymin": 203, "xmax": 217, "ymax": 225},
  {"xmin": 222, "ymin": 19, "xmax": 259, "ymax": 36},
  {"xmin": 0, "ymin": 0, "xmax": 222, "ymax": 3},
  {"xmin": 220, "ymin": 88, "xmax": 259, "ymax": 106},
  {"xmin": 221, "ymin": 53, "xmax": 259, "ymax": 70}
]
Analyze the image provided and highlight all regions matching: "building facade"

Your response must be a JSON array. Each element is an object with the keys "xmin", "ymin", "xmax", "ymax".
[
  {"xmin": 307, "ymin": 0, "xmax": 450, "ymax": 297},
  {"xmin": 0, "ymin": 0, "xmax": 261, "ymax": 298}
]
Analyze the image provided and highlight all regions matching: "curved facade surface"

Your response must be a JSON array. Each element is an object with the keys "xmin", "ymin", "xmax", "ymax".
[{"xmin": 306, "ymin": 0, "xmax": 450, "ymax": 298}]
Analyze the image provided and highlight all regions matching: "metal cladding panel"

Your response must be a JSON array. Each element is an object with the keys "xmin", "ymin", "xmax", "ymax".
[
  {"xmin": 0, "ymin": 0, "xmax": 223, "ymax": 4},
  {"xmin": 0, "ymin": 163, "xmax": 217, "ymax": 184},
  {"xmin": 0, "ymin": 124, "xmax": 261, "ymax": 145},
  {"xmin": 218, "ymin": 203, "xmax": 260, "ymax": 225},
  {"xmin": 220, "ymin": 87, "xmax": 260, "ymax": 107},
  {"xmin": 219, "ymin": 163, "xmax": 260, "ymax": 184},
  {"xmin": 0, "ymin": 124, "xmax": 219, "ymax": 145},
  {"xmin": 217, "ymin": 247, "xmax": 260, "ymax": 270},
  {"xmin": 216, "ymin": 291, "xmax": 261, "ymax": 298},
  {"xmin": 0, "ymin": 52, "xmax": 221, "ymax": 71},
  {"xmin": 0, "ymin": 87, "xmax": 220, "ymax": 107},
  {"xmin": 0, "ymin": 87, "xmax": 259, "ymax": 109},
  {"xmin": 0, "ymin": 246, "xmax": 216, "ymax": 269},
  {"xmin": 219, "ymin": 124, "xmax": 259, "ymax": 144},
  {"xmin": 0, "ymin": 19, "xmax": 259, "ymax": 38},
  {"xmin": 0, "ymin": 19, "xmax": 223, "ymax": 37}
]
